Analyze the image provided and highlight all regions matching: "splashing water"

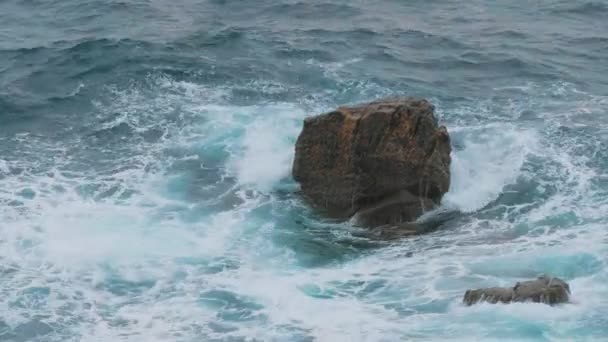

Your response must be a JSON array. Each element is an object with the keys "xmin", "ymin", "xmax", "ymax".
[{"xmin": 1, "ymin": 1, "xmax": 608, "ymax": 341}]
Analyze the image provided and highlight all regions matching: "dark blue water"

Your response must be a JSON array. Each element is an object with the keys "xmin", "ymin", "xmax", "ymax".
[{"xmin": 1, "ymin": 1, "xmax": 607, "ymax": 341}]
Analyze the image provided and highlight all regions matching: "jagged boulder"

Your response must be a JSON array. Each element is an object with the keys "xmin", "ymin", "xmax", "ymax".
[
  {"xmin": 463, "ymin": 276, "xmax": 571, "ymax": 306},
  {"xmin": 292, "ymin": 97, "xmax": 451, "ymax": 227}
]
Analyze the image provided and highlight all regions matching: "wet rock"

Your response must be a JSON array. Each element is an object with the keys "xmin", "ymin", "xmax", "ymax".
[
  {"xmin": 368, "ymin": 222, "xmax": 421, "ymax": 239},
  {"xmin": 463, "ymin": 287, "xmax": 514, "ymax": 305},
  {"xmin": 463, "ymin": 276, "xmax": 571, "ymax": 306},
  {"xmin": 512, "ymin": 276, "xmax": 571, "ymax": 304},
  {"xmin": 292, "ymin": 97, "xmax": 451, "ymax": 228}
]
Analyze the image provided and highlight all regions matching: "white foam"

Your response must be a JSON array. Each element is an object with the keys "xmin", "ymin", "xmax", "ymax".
[
  {"xmin": 2, "ymin": 75, "xmax": 608, "ymax": 341},
  {"xmin": 230, "ymin": 104, "xmax": 304, "ymax": 191},
  {"xmin": 0, "ymin": 158, "xmax": 9, "ymax": 173},
  {"xmin": 443, "ymin": 124, "xmax": 538, "ymax": 213}
]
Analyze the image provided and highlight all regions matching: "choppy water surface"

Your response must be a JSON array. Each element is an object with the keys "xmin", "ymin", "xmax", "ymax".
[{"xmin": 1, "ymin": 1, "xmax": 607, "ymax": 341}]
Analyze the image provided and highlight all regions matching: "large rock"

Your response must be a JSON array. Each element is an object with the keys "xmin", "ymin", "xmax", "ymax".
[
  {"xmin": 463, "ymin": 276, "xmax": 571, "ymax": 306},
  {"xmin": 292, "ymin": 97, "xmax": 451, "ymax": 227}
]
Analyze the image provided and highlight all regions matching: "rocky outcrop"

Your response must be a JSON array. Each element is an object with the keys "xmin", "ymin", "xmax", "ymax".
[
  {"xmin": 292, "ymin": 97, "xmax": 451, "ymax": 227},
  {"xmin": 463, "ymin": 276, "xmax": 571, "ymax": 306}
]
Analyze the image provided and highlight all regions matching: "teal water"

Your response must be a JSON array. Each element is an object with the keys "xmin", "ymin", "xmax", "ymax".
[{"xmin": 1, "ymin": 1, "xmax": 607, "ymax": 341}]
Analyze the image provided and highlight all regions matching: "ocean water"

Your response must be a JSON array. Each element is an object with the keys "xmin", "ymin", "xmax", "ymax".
[{"xmin": 1, "ymin": 0, "xmax": 607, "ymax": 341}]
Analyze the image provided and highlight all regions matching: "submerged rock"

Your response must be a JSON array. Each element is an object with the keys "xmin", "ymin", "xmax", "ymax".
[
  {"xmin": 292, "ymin": 97, "xmax": 451, "ymax": 228},
  {"xmin": 463, "ymin": 276, "xmax": 571, "ymax": 306}
]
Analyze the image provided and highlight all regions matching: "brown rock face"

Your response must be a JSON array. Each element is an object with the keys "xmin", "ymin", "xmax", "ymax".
[
  {"xmin": 463, "ymin": 276, "xmax": 571, "ymax": 306},
  {"xmin": 292, "ymin": 97, "xmax": 451, "ymax": 227}
]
